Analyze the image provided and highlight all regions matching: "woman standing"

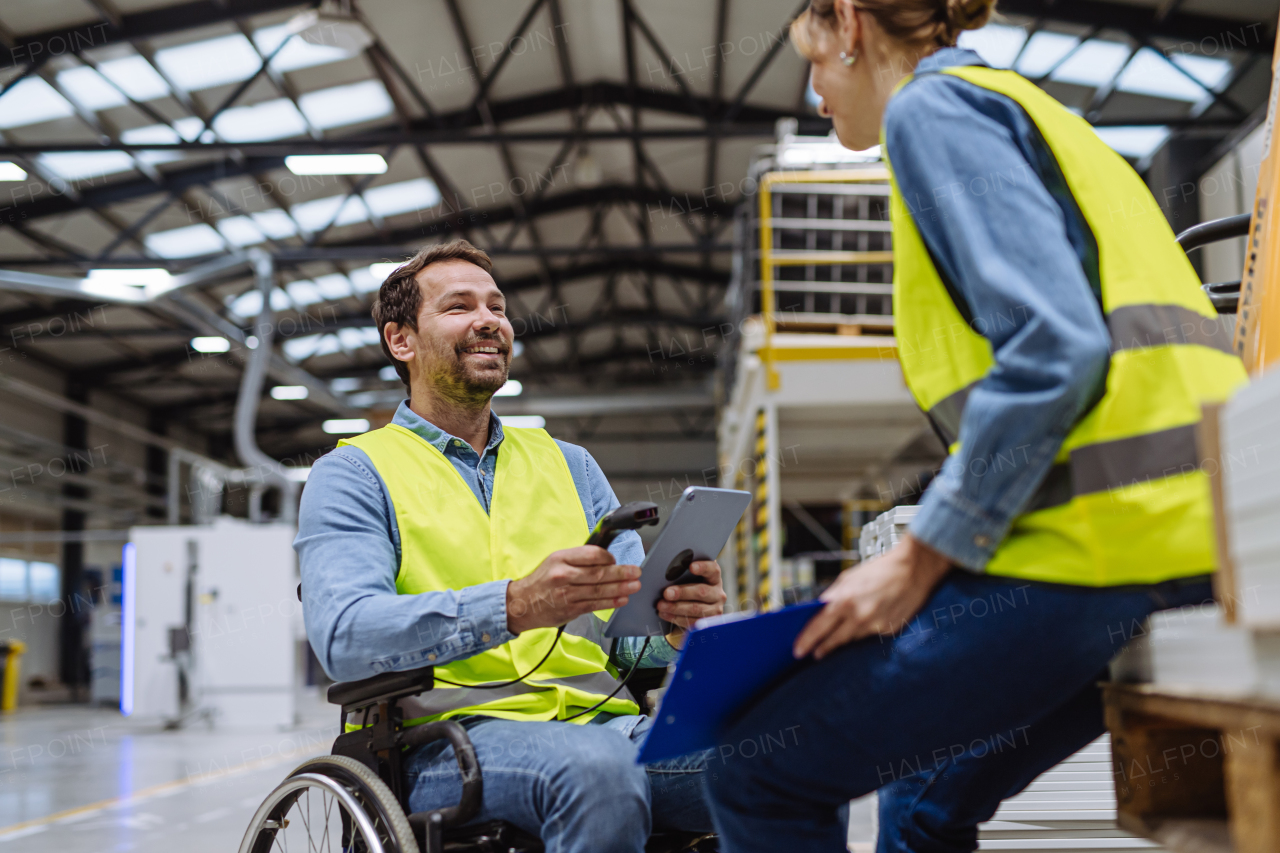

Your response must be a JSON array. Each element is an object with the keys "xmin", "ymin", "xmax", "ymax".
[{"xmin": 706, "ymin": 2, "xmax": 1246, "ymax": 851}]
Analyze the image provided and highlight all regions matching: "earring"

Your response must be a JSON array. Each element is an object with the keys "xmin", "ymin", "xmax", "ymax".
[{"xmin": 839, "ymin": 49, "xmax": 859, "ymax": 66}]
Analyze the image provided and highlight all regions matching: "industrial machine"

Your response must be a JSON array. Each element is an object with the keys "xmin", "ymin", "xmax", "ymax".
[{"xmin": 125, "ymin": 517, "xmax": 300, "ymax": 728}]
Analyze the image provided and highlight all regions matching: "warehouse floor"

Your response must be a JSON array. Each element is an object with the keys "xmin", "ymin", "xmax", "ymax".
[
  {"xmin": 0, "ymin": 694, "xmax": 876, "ymax": 852},
  {"xmin": 0, "ymin": 692, "xmax": 337, "ymax": 852}
]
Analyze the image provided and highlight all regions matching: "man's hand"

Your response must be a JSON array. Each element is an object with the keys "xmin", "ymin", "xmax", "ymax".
[
  {"xmin": 793, "ymin": 535, "xmax": 951, "ymax": 660},
  {"xmin": 507, "ymin": 546, "xmax": 641, "ymax": 634},
  {"xmin": 657, "ymin": 560, "xmax": 727, "ymax": 649}
]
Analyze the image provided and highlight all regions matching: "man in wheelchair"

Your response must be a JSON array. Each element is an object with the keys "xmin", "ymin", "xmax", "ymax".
[{"xmin": 295, "ymin": 239, "xmax": 725, "ymax": 853}]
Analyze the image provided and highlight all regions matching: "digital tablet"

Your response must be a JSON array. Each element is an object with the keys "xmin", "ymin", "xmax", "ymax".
[{"xmin": 603, "ymin": 486, "xmax": 752, "ymax": 638}]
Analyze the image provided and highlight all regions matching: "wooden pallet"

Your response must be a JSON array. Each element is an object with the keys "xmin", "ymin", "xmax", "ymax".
[{"xmin": 1103, "ymin": 682, "xmax": 1280, "ymax": 853}]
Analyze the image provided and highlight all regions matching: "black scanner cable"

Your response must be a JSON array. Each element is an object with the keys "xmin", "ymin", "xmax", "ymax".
[{"xmin": 432, "ymin": 502, "xmax": 660, "ymax": 694}]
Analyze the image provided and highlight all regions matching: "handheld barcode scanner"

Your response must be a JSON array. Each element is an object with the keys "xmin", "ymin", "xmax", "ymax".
[{"xmin": 586, "ymin": 501, "xmax": 660, "ymax": 548}]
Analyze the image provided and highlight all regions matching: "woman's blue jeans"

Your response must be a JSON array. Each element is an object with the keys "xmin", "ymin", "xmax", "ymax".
[
  {"xmin": 703, "ymin": 571, "xmax": 1215, "ymax": 853},
  {"xmin": 404, "ymin": 712, "xmax": 712, "ymax": 853}
]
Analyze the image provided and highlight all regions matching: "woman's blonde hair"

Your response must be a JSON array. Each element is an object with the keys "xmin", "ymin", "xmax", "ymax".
[{"xmin": 791, "ymin": 0, "xmax": 996, "ymax": 59}]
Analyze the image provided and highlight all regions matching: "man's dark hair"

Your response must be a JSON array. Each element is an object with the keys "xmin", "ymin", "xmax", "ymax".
[{"xmin": 371, "ymin": 240, "xmax": 494, "ymax": 389}]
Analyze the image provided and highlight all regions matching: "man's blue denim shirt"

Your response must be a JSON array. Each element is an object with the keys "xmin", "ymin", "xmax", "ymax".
[
  {"xmin": 296, "ymin": 400, "xmax": 675, "ymax": 682},
  {"xmin": 886, "ymin": 48, "xmax": 1112, "ymax": 569}
]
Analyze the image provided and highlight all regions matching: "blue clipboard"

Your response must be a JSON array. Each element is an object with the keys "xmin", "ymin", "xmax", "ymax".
[{"xmin": 636, "ymin": 601, "xmax": 823, "ymax": 764}]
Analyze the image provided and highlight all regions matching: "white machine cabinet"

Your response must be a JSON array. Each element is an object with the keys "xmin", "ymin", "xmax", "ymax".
[{"xmin": 127, "ymin": 518, "xmax": 299, "ymax": 728}]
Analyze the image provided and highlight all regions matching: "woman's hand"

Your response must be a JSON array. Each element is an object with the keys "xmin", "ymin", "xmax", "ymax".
[
  {"xmin": 656, "ymin": 560, "xmax": 726, "ymax": 649},
  {"xmin": 793, "ymin": 535, "xmax": 952, "ymax": 660}
]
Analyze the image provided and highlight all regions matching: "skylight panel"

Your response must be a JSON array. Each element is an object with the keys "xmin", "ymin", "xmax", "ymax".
[
  {"xmin": 144, "ymin": 223, "xmax": 226, "ymax": 258},
  {"xmin": 958, "ymin": 23, "xmax": 1027, "ymax": 69},
  {"xmin": 284, "ymin": 333, "xmax": 341, "ymax": 361},
  {"xmin": 39, "ymin": 151, "xmax": 135, "ymax": 180},
  {"xmin": 121, "ymin": 117, "xmax": 204, "ymax": 144},
  {"xmin": 0, "ymin": 77, "xmax": 75, "ymax": 129},
  {"xmin": 227, "ymin": 287, "xmax": 290, "ymax": 319},
  {"xmin": 212, "ymin": 98, "xmax": 308, "ymax": 142},
  {"xmin": 298, "ymin": 80, "xmax": 393, "ymax": 129},
  {"xmin": 216, "ymin": 216, "xmax": 267, "ymax": 247},
  {"xmin": 121, "ymin": 119, "xmax": 204, "ymax": 165},
  {"xmin": 254, "ymin": 24, "xmax": 354, "ymax": 72},
  {"xmin": 349, "ymin": 266, "xmax": 383, "ymax": 293},
  {"xmin": 98, "ymin": 55, "xmax": 171, "ymax": 102},
  {"xmin": 56, "ymin": 66, "xmax": 127, "ymax": 111},
  {"xmin": 363, "ymin": 178, "xmax": 442, "ymax": 217},
  {"xmin": 1051, "ymin": 39, "xmax": 1131, "ymax": 88},
  {"xmin": 1014, "ymin": 31, "xmax": 1079, "ymax": 79},
  {"xmin": 1172, "ymin": 53, "xmax": 1231, "ymax": 91},
  {"xmin": 314, "ymin": 273, "xmax": 353, "ymax": 300},
  {"xmin": 1093, "ymin": 126, "xmax": 1170, "ymax": 160},
  {"xmin": 291, "ymin": 194, "xmax": 371, "ymax": 232},
  {"xmin": 1115, "ymin": 48, "xmax": 1203, "ymax": 101},
  {"xmin": 287, "ymin": 279, "xmax": 324, "ymax": 306},
  {"xmin": 251, "ymin": 209, "xmax": 299, "ymax": 239},
  {"xmin": 155, "ymin": 34, "xmax": 262, "ymax": 92},
  {"xmin": 338, "ymin": 327, "xmax": 380, "ymax": 351}
]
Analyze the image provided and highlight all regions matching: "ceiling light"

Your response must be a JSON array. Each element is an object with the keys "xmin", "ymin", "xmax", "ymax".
[
  {"xmin": 285, "ymin": 8, "xmax": 375, "ymax": 53},
  {"xmin": 322, "ymin": 418, "xmax": 370, "ymax": 434},
  {"xmin": 191, "ymin": 336, "xmax": 231, "ymax": 353},
  {"xmin": 284, "ymin": 467, "xmax": 312, "ymax": 482},
  {"xmin": 0, "ymin": 162, "xmax": 26, "ymax": 181},
  {"xmin": 512, "ymin": 340, "xmax": 524, "ymax": 358},
  {"xmin": 379, "ymin": 365, "xmax": 400, "ymax": 381},
  {"xmin": 87, "ymin": 268, "xmax": 172, "ymax": 288},
  {"xmin": 285, "ymin": 154, "xmax": 387, "ymax": 175},
  {"xmin": 494, "ymin": 379, "xmax": 523, "ymax": 397},
  {"xmin": 501, "ymin": 415, "xmax": 545, "ymax": 428},
  {"xmin": 271, "ymin": 385, "xmax": 309, "ymax": 400},
  {"xmin": 330, "ymin": 377, "xmax": 362, "ymax": 392}
]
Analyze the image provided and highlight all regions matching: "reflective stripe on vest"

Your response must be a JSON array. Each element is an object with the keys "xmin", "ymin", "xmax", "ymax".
[
  {"xmin": 885, "ymin": 65, "xmax": 1248, "ymax": 587},
  {"xmin": 339, "ymin": 423, "xmax": 638, "ymax": 725},
  {"xmin": 929, "ymin": 309, "xmax": 1237, "ymax": 448}
]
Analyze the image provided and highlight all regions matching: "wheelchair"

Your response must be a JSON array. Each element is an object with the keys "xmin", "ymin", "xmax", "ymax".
[{"xmin": 238, "ymin": 661, "xmax": 714, "ymax": 853}]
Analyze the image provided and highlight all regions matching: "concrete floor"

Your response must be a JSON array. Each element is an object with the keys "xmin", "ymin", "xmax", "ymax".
[
  {"xmin": 0, "ymin": 692, "xmax": 878, "ymax": 852},
  {"xmin": 0, "ymin": 690, "xmax": 339, "ymax": 852}
]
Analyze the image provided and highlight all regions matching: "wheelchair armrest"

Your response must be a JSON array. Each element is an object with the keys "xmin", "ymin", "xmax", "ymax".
[
  {"xmin": 326, "ymin": 665, "xmax": 436, "ymax": 712},
  {"xmin": 402, "ymin": 720, "xmax": 483, "ymax": 833}
]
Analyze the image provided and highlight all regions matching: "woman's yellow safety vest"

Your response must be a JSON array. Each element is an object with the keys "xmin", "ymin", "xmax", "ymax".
[
  {"xmin": 884, "ymin": 65, "xmax": 1248, "ymax": 586},
  {"xmin": 339, "ymin": 423, "xmax": 639, "ymax": 725}
]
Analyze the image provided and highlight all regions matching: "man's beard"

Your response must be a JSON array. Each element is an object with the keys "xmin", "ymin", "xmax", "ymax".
[{"xmin": 423, "ymin": 333, "xmax": 510, "ymax": 407}]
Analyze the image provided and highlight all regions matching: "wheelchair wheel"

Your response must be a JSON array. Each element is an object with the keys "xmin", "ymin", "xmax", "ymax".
[{"xmin": 239, "ymin": 754, "xmax": 419, "ymax": 853}]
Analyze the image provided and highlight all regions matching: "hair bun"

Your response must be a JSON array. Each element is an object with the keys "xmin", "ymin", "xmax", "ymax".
[{"xmin": 946, "ymin": 0, "xmax": 996, "ymax": 33}]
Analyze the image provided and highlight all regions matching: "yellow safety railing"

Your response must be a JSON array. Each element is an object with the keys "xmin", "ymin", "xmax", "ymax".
[{"xmin": 757, "ymin": 168, "xmax": 892, "ymax": 389}]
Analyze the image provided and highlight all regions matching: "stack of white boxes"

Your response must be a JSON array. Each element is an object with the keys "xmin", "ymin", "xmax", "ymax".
[
  {"xmin": 857, "ymin": 505, "xmax": 920, "ymax": 559},
  {"xmin": 1220, "ymin": 368, "xmax": 1280, "ymax": 632},
  {"xmin": 857, "ymin": 507, "xmax": 1167, "ymax": 852},
  {"xmin": 1109, "ymin": 368, "xmax": 1280, "ymax": 694},
  {"xmin": 976, "ymin": 735, "xmax": 1166, "ymax": 852}
]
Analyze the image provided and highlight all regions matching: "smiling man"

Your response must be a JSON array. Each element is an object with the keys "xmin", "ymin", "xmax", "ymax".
[{"xmin": 295, "ymin": 239, "xmax": 724, "ymax": 852}]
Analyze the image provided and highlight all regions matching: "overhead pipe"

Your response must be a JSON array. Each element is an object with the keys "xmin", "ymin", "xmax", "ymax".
[{"xmin": 234, "ymin": 250, "xmax": 300, "ymax": 523}]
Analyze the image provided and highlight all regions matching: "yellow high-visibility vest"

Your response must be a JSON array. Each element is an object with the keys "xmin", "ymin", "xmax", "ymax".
[
  {"xmin": 884, "ymin": 65, "xmax": 1247, "ymax": 586},
  {"xmin": 339, "ymin": 423, "xmax": 638, "ymax": 725}
]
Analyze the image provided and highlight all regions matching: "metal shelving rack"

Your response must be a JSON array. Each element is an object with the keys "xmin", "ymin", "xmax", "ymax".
[{"xmin": 719, "ymin": 161, "xmax": 926, "ymax": 613}]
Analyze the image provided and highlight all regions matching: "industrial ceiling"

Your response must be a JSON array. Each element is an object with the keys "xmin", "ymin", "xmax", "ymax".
[{"xmin": 0, "ymin": 0, "xmax": 1273, "ymax": 467}]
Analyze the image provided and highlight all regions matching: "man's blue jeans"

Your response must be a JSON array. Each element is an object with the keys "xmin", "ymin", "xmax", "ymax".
[
  {"xmin": 405, "ymin": 713, "xmax": 712, "ymax": 853},
  {"xmin": 703, "ymin": 571, "xmax": 1215, "ymax": 853}
]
